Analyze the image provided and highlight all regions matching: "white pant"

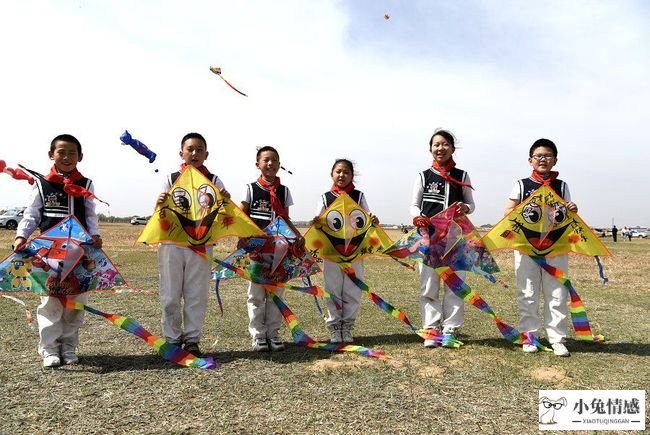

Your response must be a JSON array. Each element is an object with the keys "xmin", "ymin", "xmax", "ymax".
[
  {"xmin": 324, "ymin": 260, "xmax": 363, "ymax": 328},
  {"xmin": 514, "ymin": 252, "xmax": 569, "ymax": 344},
  {"xmin": 419, "ymin": 263, "xmax": 465, "ymax": 333},
  {"xmin": 158, "ymin": 244, "xmax": 212, "ymax": 343},
  {"xmin": 37, "ymin": 293, "xmax": 88, "ymax": 356},
  {"xmin": 247, "ymin": 283, "xmax": 284, "ymax": 340}
]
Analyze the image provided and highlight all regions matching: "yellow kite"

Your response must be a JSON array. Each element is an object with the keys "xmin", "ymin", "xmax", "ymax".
[
  {"xmin": 138, "ymin": 166, "xmax": 262, "ymax": 247},
  {"xmin": 304, "ymin": 192, "xmax": 393, "ymax": 266},
  {"xmin": 483, "ymin": 184, "xmax": 610, "ymax": 258}
]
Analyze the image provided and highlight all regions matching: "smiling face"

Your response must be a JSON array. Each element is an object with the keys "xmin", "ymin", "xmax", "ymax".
[
  {"xmin": 429, "ymin": 134, "xmax": 454, "ymax": 164},
  {"xmin": 528, "ymin": 146, "xmax": 557, "ymax": 177},
  {"xmin": 256, "ymin": 150, "xmax": 280, "ymax": 181},
  {"xmin": 180, "ymin": 137, "xmax": 209, "ymax": 168},
  {"xmin": 331, "ymin": 162, "xmax": 353, "ymax": 189},
  {"xmin": 49, "ymin": 141, "xmax": 82, "ymax": 175}
]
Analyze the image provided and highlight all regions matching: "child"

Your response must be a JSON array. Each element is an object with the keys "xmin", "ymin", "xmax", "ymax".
[
  {"xmin": 315, "ymin": 159, "xmax": 379, "ymax": 343},
  {"xmin": 156, "ymin": 132, "xmax": 229, "ymax": 358},
  {"xmin": 13, "ymin": 134, "xmax": 102, "ymax": 367},
  {"xmin": 504, "ymin": 138, "xmax": 577, "ymax": 357},
  {"xmin": 409, "ymin": 129, "xmax": 475, "ymax": 348},
  {"xmin": 240, "ymin": 146, "xmax": 303, "ymax": 352}
]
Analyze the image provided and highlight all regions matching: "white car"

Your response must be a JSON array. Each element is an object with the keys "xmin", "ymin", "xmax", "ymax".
[
  {"xmin": 630, "ymin": 229, "xmax": 648, "ymax": 238},
  {"xmin": 130, "ymin": 216, "xmax": 150, "ymax": 225},
  {"xmin": 0, "ymin": 208, "xmax": 26, "ymax": 230}
]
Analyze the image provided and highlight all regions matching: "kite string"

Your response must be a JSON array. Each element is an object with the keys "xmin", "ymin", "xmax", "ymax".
[{"xmin": 1, "ymin": 294, "xmax": 35, "ymax": 330}]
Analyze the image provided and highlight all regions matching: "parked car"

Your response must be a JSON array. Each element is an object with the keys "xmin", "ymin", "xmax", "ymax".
[
  {"xmin": 0, "ymin": 207, "xmax": 26, "ymax": 230},
  {"xmin": 630, "ymin": 229, "xmax": 648, "ymax": 238},
  {"xmin": 130, "ymin": 216, "xmax": 150, "ymax": 225}
]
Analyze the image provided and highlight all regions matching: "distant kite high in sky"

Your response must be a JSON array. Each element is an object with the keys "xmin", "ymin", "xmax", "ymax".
[{"xmin": 209, "ymin": 66, "xmax": 248, "ymax": 97}]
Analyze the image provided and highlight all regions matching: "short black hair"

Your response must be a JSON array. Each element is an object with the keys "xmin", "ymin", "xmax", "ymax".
[
  {"xmin": 50, "ymin": 134, "xmax": 82, "ymax": 154},
  {"xmin": 429, "ymin": 129, "xmax": 455, "ymax": 151},
  {"xmin": 331, "ymin": 158, "xmax": 355, "ymax": 177},
  {"xmin": 181, "ymin": 132, "xmax": 207, "ymax": 149},
  {"xmin": 529, "ymin": 138, "xmax": 557, "ymax": 158},
  {"xmin": 256, "ymin": 145, "xmax": 280, "ymax": 161}
]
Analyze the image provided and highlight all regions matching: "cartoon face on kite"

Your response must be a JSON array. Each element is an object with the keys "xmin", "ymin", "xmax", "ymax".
[
  {"xmin": 138, "ymin": 166, "xmax": 262, "ymax": 248},
  {"xmin": 304, "ymin": 193, "xmax": 392, "ymax": 265},
  {"xmin": 483, "ymin": 185, "xmax": 610, "ymax": 258}
]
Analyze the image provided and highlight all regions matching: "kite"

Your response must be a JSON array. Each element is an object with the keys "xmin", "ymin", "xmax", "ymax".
[
  {"xmin": 0, "ymin": 160, "xmax": 34, "ymax": 184},
  {"xmin": 209, "ymin": 66, "xmax": 248, "ymax": 97},
  {"xmin": 120, "ymin": 130, "xmax": 157, "ymax": 164},
  {"xmin": 483, "ymin": 184, "xmax": 611, "ymax": 343},
  {"xmin": 384, "ymin": 207, "xmax": 530, "ymax": 348},
  {"xmin": 384, "ymin": 14, "xmax": 390, "ymax": 20},
  {"xmin": 303, "ymin": 193, "xmax": 440, "ymax": 344},
  {"xmin": 0, "ymin": 215, "xmax": 216, "ymax": 369},
  {"xmin": 137, "ymin": 165, "xmax": 263, "ymax": 249},
  {"xmin": 212, "ymin": 217, "xmax": 388, "ymax": 359}
]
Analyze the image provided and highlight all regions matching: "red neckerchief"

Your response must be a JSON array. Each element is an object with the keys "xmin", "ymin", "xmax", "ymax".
[
  {"xmin": 330, "ymin": 182, "xmax": 355, "ymax": 194},
  {"xmin": 181, "ymin": 163, "xmax": 211, "ymax": 178},
  {"xmin": 257, "ymin": 175, "xmax": 288, "ymax": 218},
  {"xmin": 531, "ymin": 170, "xmax": 559, "ymax": 185},
  {"xmin": 42, "ymin": 165, "xmax": 108, "ymax": 205},
  {"xmin": 432, "ymin": 158, "xmax": 474, "ymax": 190}
]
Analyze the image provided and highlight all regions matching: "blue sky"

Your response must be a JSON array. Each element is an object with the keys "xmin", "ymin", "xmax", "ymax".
[{"xmin": 1, "ymin": 0, "xmax": 648, "ymax": 228}]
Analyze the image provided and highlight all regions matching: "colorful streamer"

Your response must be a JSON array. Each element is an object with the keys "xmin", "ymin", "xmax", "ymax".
[
  {"xmin": 529, "ymin": 257, "xmax": 606, "ymax": 343},
  {"xmin": 58, "ymin": 297, "xmax": 218, "ymax": 369}
]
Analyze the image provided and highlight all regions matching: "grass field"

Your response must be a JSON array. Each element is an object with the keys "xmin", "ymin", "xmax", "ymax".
[{"xmin": 0, "ymin": 224, "xmax": 648, "ymax": 434}]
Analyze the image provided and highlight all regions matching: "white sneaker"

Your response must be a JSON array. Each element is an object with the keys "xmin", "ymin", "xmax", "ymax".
[
  {"xmin": 43, "ymin": 353, "xmax": 61, "ymax": 368},
  {"xmin": 423, "ymin": 339, "xmax": 439, "ymax": 348},
  {"xmin": 62, "ymin": 351, "xmax": 79, "ymax": 365},
  {"xmin": 441, "ymin": 332, "xmax": 456, "ymax": 348},
  {"xmin": 522, "ymin": 344, "xmax": 538, "ymax": 353},
  {"xmin": 268, "ymin": 336, "xmax": 285, "ymax": 352},
  {"xmin": 341, "ymin": 329, "xmax": 354, "ymax": 344},
  {"xmin": 551, "ymin": 343, "xmax": 570, "ymax": 357},
  {"xmin": 252, "ymin": 338, "xmax": 270, "ymax": 352}
]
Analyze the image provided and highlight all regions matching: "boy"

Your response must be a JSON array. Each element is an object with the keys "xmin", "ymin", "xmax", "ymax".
[
  {"xmin": 504, "ymin": 138, "xmax": 578, "ymax": 357},
  {"xmin": 14, "ymin": 134, "xmax": 102, "ymax": 367},
  {"xmin": 240, "ymin": 146, "xmax": 303, "ymax": 352},
  {"xmin": 156, "ymin": 132, "xmax": 229, "ymax": 358}
]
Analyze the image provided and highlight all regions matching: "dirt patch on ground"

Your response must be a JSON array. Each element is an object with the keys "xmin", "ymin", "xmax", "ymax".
[
  {"xmin": 308, "ymin": 357, "xmax": 376, "ymax": 372},
  {"xmin": 530, "ymin": 367, "xmax": 567, "ymax": 383}
]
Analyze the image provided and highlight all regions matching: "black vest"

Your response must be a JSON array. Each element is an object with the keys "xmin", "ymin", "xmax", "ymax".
[
  {"xmin": 518, "ymin": 177, "xmax": 567, "ymax": 201},
  {"xmin": 419, "ymin": 168, "xmax": 466, "ymax": 217},
  {"xmin": 34, "ymin": 177, "xmax": 90, "ymax": 232},
  {"xmin": 247, "ymin": 181, "xmax": 288, "ymax": 229},
  {"xmin": 321, "ymin": 189, "xmax": 363, "ymax": 209}
]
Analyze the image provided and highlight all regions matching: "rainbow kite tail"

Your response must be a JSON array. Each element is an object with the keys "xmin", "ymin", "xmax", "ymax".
[
  {"xmin": 530, "ymin": 256, "xmax": 606, "ymax": 344},
  {"xmin": 270, "ymin": 293, "xmax": 389, "ymax": 360},
  {"xmin": 436, "ymin": 267, "xmax": 523, "ymax": 346},
  {"xmin": 343, "ymin": 266, "xmax": 422, "ymax": 335},
  {"xmin": 58, "ymin": 297, "xmax": 218, "ymax": 369},
  {"xmin": 520, "ymin": 331, "xmax": 551, "ymax": 352},
  {"xmin": 218, "ymin": 75, "xmax": 248, "ymax": 97}
]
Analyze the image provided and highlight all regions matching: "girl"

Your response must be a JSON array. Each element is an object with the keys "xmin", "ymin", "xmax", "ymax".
[
  {"xmin": 316, "ymin": 159, "xmax": 378, "ymax": 343},
  {"xmin": 240, "ymin": 146, "xmax": 303, "ymax": 352},
  {"xmin": 409, "ymin": 130, "xmax": 475, "ymax": 347}
]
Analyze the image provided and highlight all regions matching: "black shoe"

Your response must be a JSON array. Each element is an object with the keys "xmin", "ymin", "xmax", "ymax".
[{"xmin": 183, "ymin": 342, "xmax": 205, "ymax": 358}]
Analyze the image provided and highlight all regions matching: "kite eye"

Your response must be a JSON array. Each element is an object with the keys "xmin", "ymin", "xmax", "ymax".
[
  {"xmin": 522, "ymin": 203, "xmax": 541, "ymax": 224},
  {"xmin": 326, "ymin": 210, "xmax": 344, "ymax": 232},
  {"xmin": 349, "ymin": 209, "xmax": 367, "ymax": 230},
  {"xmin": 172, "ymin": 188, "xmax": 192, "ymax": 210},
  {"xmin": 553, "ymin": 203, "xmax": 567, "ymax": 224},
  {"xmin": 197, "ymin": 184, "xmax": 217, "ymax": 209}
]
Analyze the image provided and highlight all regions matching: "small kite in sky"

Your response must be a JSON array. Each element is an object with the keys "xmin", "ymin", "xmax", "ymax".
[
  {"xmin": 119, "ymin": 130, "xmax": 157, "ymax": 164},
  {"xmin": 384, "ymin": 13, "xmax": 390, "ymax": 20},
  {"xmin": 209, "ymin": 66, "xmax": 248, "ymax": 97}
]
